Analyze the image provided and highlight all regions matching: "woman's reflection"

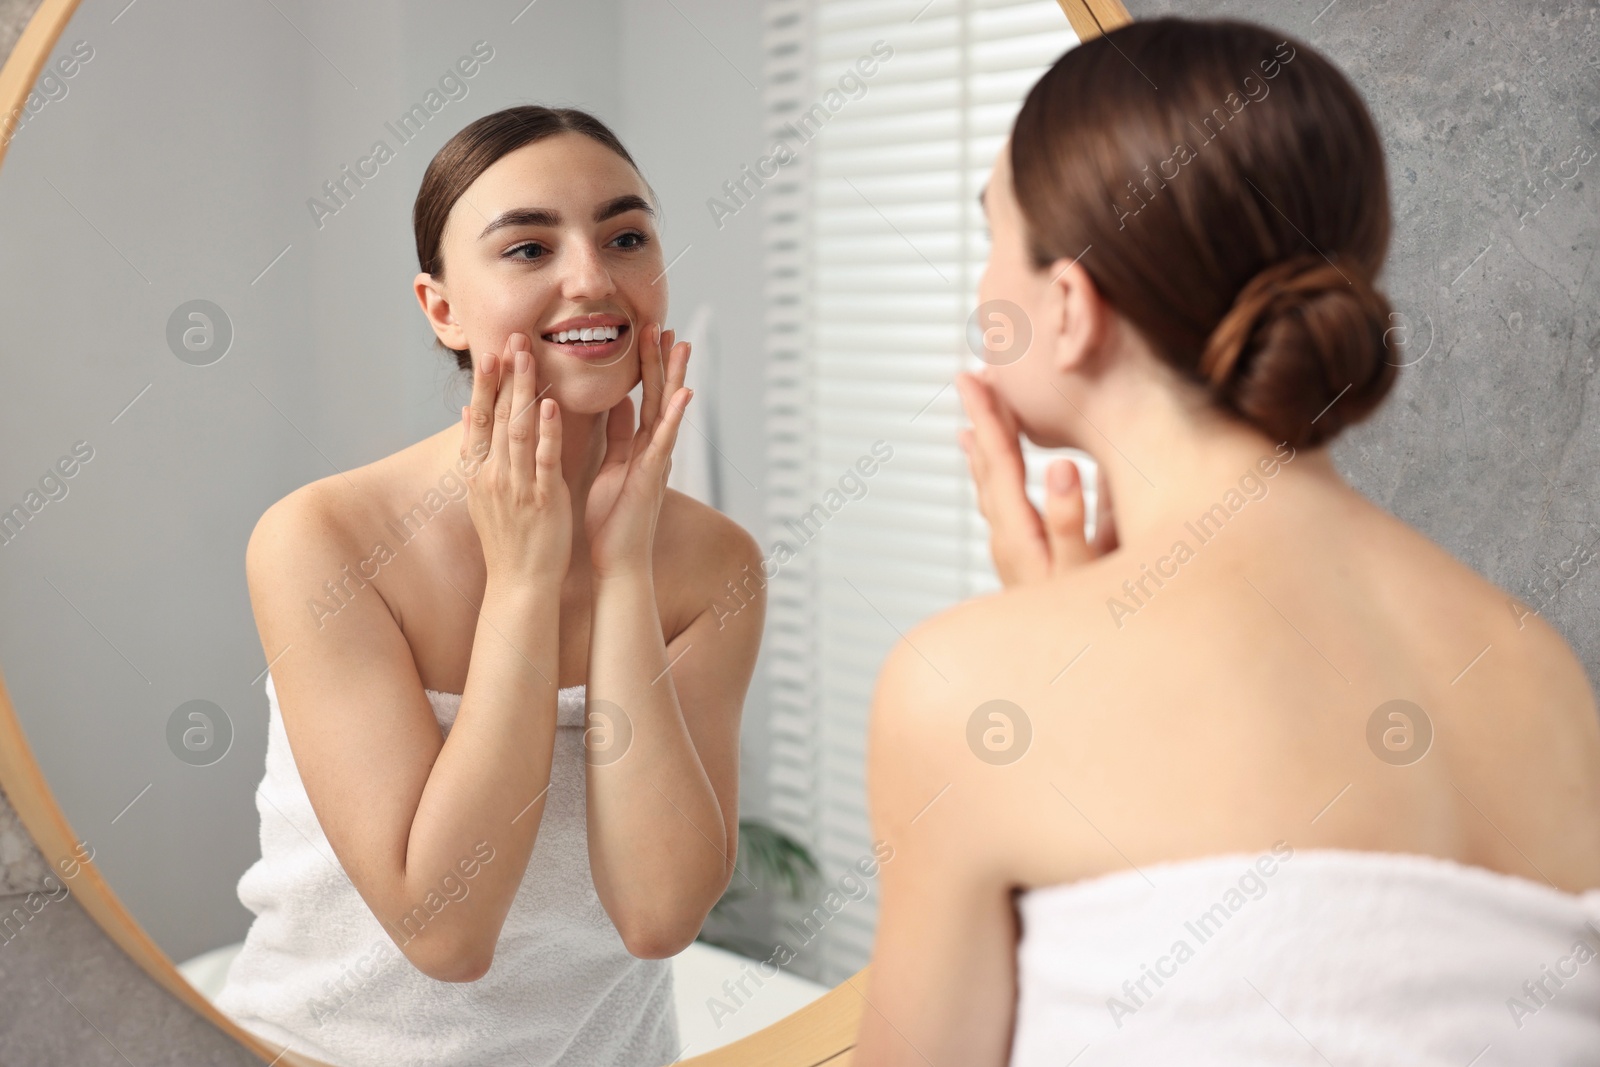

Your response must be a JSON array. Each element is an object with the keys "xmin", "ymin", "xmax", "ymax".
[{"xmin": 214, "ymin": 106, "xmax": 765, "ymax": 1067}]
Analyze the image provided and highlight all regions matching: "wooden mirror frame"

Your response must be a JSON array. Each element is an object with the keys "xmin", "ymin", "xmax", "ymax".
[{"xmin": 0, "ymin": 0, "xmax": 1129, "ymax": 1062}]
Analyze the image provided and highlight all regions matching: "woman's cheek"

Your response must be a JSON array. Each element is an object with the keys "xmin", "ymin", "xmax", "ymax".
[
  {"xmin": 991, "ymin": 364, "xmax": 1048, "ymax": 438},
  {"xmin": 624, "ymin": 276, "xmax": 667, "ymax": 326}
]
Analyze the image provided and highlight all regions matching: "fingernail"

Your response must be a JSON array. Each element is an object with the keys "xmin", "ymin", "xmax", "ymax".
[
  {"xmin": 1049, "ymin": 462, "xmax": 1075, "ymax": 493},
  {"xmin": 542, "ymin": 399, "xmax": 555, "ymax": 419},
  {"xmin": 516, "ymin": 350, "xmax": 529, "ymax": 373}
]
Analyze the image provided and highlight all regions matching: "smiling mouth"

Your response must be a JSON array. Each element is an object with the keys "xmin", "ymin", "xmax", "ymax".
[{"xmin": 540, "ymin": 324, "xmax": 627, "ymax": 347}]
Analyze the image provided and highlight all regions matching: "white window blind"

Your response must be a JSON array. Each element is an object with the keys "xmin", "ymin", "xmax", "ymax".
[{"xmin": 762, "ymin": 0, "xmax": 1079, "ymax": 983}]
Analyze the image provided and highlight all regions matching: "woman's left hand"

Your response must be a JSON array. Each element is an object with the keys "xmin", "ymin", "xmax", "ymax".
[
  {"xmin": 585, "ymin": 323, "xmax": 693, "ymax": 581},
  {"xmin": 955, "ymin": 369, "xmax": 1117, "ymax": 588}
]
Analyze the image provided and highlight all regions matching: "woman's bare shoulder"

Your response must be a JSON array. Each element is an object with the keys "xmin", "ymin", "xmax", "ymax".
[
  {"xmin": 866, "ymin": 574, "xmax": 1103, "ymax": 773},
  {"xmin": 650, "ymin": 490, "xmax": 765, "ymax": 637},
  {"xmin": 252, "ymin": 477, "xmax": 349, "ymax": 548},
  {"xmin": 1361, "ymin": 504, "xmax": 1595, "ymax": 697},
  {"xmin": 243, "ymin": 460, "xmax": 423, "ymax": 671},
  {"xmin": 909, "ymin": 568, "xmax": 1105, "ymax": 682},
  {"xmin": 656, "ymin": 489, "xmax": 763, "ymax": 571},
  {"xmin": 246, "ymin": 484, "xmax": 356, "ymax": 606},
  {"xmin": 247, "ymin": 458, "xmax": 401, "ymax": 582}
]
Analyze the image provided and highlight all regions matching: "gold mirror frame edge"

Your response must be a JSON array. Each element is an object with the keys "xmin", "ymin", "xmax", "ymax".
[{"xmin": 0, "ymin": 0, "xmax": 1128, "ymax": 1062}]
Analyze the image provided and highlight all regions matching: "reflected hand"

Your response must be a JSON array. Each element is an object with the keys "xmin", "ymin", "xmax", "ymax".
[
  {"xmin": 459, "ymin": 332, "xmax": 573, "ymax": 585},
  {"xmin": 955, "ymin": 370, "xmax": 1117, "ymax": 588},
  {"xmin": 585, "ymin": 323, "xmax": 693, "ymax": 581}
]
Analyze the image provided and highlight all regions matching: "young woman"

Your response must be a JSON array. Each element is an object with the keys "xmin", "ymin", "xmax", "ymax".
[
  {"xmin": 857, "ymin": 17, "xmax": 1600, "ymax": 1065},
  {"xmin": 214, "ymin": 106, "xmax": 765, "ymax": 1066}
]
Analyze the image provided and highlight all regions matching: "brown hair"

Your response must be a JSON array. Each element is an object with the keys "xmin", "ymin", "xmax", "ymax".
[
  {"xmin": 413, "ymin": 105, "xmax": 649, "ymax": 373},
  {"xmin": 1010, "ymin": 17, "xmax": 1395, "ymax": 448}
]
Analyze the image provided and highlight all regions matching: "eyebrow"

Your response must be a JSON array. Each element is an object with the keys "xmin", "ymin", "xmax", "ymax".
[{"xmin": 477, "ymin": 194, "xmax": 655, "ymax": 240}]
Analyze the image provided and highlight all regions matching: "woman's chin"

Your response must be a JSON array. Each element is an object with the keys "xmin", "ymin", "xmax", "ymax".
[
  {"xmin": 544, "ymin": 374, "xmax": 641, "ymax": 418},
  {"xmin": 1018, "ymin": 419, "xmax": 1072, "ymax": 451}
]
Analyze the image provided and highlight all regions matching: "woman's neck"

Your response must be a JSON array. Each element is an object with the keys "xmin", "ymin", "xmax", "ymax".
[
  {"xmin": 425, "ymin": 405, "xmax": 612, "ymax": 571},
  {"xmin": 1076, "ymin": 382, "xmax": 1349, "ymax": 552}
]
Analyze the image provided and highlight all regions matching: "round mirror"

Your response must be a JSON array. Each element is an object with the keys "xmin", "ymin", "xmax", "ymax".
[{"xmin": 0, "ymin": 1, "xmax": 1121, "ymax": 1063}]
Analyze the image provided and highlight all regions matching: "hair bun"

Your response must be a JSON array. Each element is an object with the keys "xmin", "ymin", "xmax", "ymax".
[{"xmin": 1197, "ymin": 253, "xmax": 1395, "ymax": 448}]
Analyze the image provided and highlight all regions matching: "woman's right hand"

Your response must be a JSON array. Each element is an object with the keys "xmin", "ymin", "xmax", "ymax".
[
  {"xmin": 460, "ymin": 331, "xmax": 572, "ymax": 586},
  {"xmin": 955, "ymin": 369, "xmax": 1117, "ymax": 587}
]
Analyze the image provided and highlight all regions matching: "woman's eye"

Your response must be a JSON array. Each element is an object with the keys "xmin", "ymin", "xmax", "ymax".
[
  {"xmin": 611, "ymin": 231, "xmax": 650, "ymax": 250},
  {"xmin": 507, "ymin": 242, "xmax": 548, "ymax": 261}
]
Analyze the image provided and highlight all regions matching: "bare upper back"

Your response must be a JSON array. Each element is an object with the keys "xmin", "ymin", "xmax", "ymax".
[{"xmin": 902, "ymin": 479, "xmax": 1600, "ymax": 895}]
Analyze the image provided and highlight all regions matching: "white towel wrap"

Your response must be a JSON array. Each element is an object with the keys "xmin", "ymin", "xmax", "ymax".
[
  {"xmin": 1009, "ymin": 846, "xmax": 1600, "ymax": 1065},
  {"xmin": 213, "ymin": 673, "xmax": 679, "ymax": 1067}
]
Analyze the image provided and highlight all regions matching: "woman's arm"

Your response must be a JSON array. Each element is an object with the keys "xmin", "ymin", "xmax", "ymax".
[
  {"xmin": 850, "ymin": 370, "xmax": 1107, "ymax": 1056},
  {"xmin": 853, "ymin": 628, "xmax": 1023, "ymax": 1066},
  {"xmin": 577, "ymin": 326, "xmax": 762, "ymax": 956},
  {"xmin": 246, "ymin": 501, "xmax": 563, "ymax": 984},
  {"xmin": 246, "ymin": 338, "xmax": 570, "ymax": 984},
  {"xmin": 585, "ymin": 512, "xmax": 765, "ymax": 957}
]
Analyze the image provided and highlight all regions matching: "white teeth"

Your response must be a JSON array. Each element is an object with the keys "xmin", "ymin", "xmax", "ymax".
[{"xmin": 545, "ymin": 325, "xmax": 620, "ymax": 344}]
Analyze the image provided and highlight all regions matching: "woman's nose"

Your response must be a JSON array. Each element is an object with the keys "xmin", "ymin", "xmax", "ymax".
[{"xmin": 560, "ymin": 243, "xmax": 616, "ymax": 299}]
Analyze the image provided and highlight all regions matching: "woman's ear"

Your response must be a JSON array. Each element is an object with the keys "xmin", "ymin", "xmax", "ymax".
[
  {"xmin": 1045, "ymin": 257, "xmax": 1110, "ymax": 378},
  {"xmin": 414, "ymin": 272, "xmax": 468, "ymax": 350}
]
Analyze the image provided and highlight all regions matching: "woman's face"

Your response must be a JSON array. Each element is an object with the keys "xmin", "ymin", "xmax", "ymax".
[
  {"xmin": 420, "ymin": 131, "xmax": 666, "ymax": 415},
  {"xmin": 975, "ymin": 142, "xmax": 1078, "ymax": 450}
]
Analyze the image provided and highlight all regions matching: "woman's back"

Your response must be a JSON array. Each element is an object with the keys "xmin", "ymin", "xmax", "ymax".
[
  {"xmin": 853, "ymin": 15, "xmax": 1600, "ymax": 1065},
  {"xmin": 934, "ymin": 461, "xmax": 1600, "ymax": 895}
]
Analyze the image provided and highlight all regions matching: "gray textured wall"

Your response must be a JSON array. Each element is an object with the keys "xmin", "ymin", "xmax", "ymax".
[
  {"xmin": 0, "ymin": 0, "xmax": 35, "ymax": 65},
  {"xmin": 1125, "ymin": 0, "xmax": 1600, "ymax": 679}
]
